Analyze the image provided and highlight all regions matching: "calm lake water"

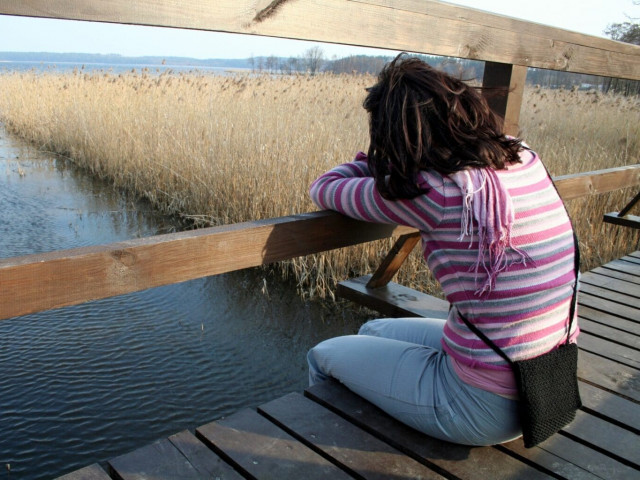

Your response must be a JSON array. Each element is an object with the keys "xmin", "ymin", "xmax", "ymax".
[
  {"xmin": 0, "ymin": 60, "xmax": 249, "ymax": 75},
  {"xmin": 0, "ymin": 129, "xmax": 364, "ymax": 479}
]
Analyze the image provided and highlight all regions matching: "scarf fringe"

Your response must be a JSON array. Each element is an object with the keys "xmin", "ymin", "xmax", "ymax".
[{"xmin": 451, "ymin": 168, "xmax": 531, "ymax": 296}]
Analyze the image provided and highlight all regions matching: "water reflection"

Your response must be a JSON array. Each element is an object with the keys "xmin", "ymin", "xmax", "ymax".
[{"xmin": 0, "ymin": 129, "xmax": 365, "ymax": 479}]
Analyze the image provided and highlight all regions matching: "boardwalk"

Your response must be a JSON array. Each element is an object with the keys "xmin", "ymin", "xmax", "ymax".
[{"xmin": 59, "ymin": 252, "xmax": 640, "ymax": 479}]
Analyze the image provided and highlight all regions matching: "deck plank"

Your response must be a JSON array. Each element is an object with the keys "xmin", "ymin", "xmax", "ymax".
[
  {"xmin": 168, "ymin": 430, "xmax": 243, "ymax": 479},
  {"xmin": 337, "ymin": 275, "xmax": 449, "ymax": 319},
  {"xmin": 622, "ymin": 255, "xmax": 640, "ymax": 265},
  {"xmin": 578, "ymin": 332, "xmax": 640, "ymax": 369},
  {"xmin": 561, "ymin": 410, "xmax": 640, "ymax": 468},
  {"xmin": 578, "ymin": 382, "xmax": 640, "ymax": 433},
  {"xmin": 502, "ymin": 434, "xmax": 638, "ymax": 480},
  {"xmin": 56, "ymin": 464, "xmax": 112, "ymax": 480},
  {"xmin": 305, "ymin": 379, "xmax": 552, "ymax": 480},
  {"xmin": 578, "ymin": 318, "xmax": 640, "ymax": 350},
  {"xmin": 108, "ymin": 437, "xmax": 203, "ymax": 480},
  {"xmin": 577, "ymin": 293, "xmax": 639, "ymax": 322},
  {"xmin": 589, "ymin": 265, "xmax": 640, "ymax": 285},
  {"xmin": 259, "ymin": 392, "xmax": 445, "ymax": 480},
  {"xmin": 580, "ymin": 271, "xmax": 640, "ymax": 299},
  {"xmin": 598, "ymin": 259, "xmax": 640, "ymax": 282},
  {"xmin": 579, "ymin": 306, "xmax": 640, "ymax": 338},
  {"xmin": 579, "ymin": 283, "xmax": 639, "ymax": 309},
  {"xmin": 577, "ymin": 350, "xmax": 640, "ymax": 402},
  {"xmin": 196, "ymin": 408, "xmax": 353, "ymax": 479}
]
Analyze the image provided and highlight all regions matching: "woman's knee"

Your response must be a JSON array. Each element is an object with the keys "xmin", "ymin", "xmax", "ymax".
[{"xmin": 358, "ymin": 318, "xmax": 386, "ymax": 336}]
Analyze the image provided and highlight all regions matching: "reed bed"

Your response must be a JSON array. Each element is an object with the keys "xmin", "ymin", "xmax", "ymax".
[{"xmin": 0, "ymin": 69, "xmax": 638, "ymax": 299}]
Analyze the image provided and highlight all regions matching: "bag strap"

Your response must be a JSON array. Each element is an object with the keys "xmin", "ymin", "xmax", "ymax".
[{"xmin": 458, "ymin": 306, "xmax": 515, "ymax": 365}]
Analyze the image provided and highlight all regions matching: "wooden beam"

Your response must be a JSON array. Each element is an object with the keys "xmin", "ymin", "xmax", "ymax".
[
  {"xmin": 0, "ymin": 166, "xmax": 637, "ymax": 321},
  {"xmin": 0, "ymin": 212, "xmax": 414, "ymax": 321},
  {"xmin": 338, "ymin": 275, "xmax": 449, "ymax": 319},
  {"xmin": 0, "ymin": 0, "xmax": 638, "ymax": 80},
  {"xmin": 554, "ymin": 165, "xmax": 640, "ymax": 201},
  {"xmin": 603, "ymin": 212, "xmax": 640, "ymax": 229},
  {"xmin": 366, "ymin": 233, "xmax": 421, "ymax": 289},
  {"xmin": 482, "ymin": 62, "xmax": 527, "ymax": 136}
]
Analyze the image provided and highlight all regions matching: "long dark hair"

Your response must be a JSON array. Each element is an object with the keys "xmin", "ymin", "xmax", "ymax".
[{"xmin": 363, "ymin": 53, "xmax": 523, "ymax": 199}]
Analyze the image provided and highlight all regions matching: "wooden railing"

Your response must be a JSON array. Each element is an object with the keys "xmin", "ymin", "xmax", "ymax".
[
  {"xmin": 2, "ymin": 166, "xmax": 639, "ymax": 321},
  {"xmin": 1, "ymin": 0, "xmax": 639, "ymax": 321}
]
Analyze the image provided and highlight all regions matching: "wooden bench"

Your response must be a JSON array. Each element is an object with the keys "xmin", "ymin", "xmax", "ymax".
[
  {"xmin": 57, "ymin": 252, "xmax": 640, "ymax": 479},
  {"xmin": 603, "ymin": 190, "xmax": 640, "ymax": 229}
]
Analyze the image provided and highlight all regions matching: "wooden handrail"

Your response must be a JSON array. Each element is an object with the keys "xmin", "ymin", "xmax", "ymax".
[
  {"xmin": 0, "ymin": 212, "xmax": 414, "ymax": 320},
  {"xmin": 1, "ymin": 165, "xmax": 638, "ymax": 321},
  {"xmin": 0, "ymin": 0, "xmax": 638, "ymax": 80},
  {"xmin": 0, "ymin": 2, "xmax": 638, "ymax": 321},
  {"xmin": 554, "ymin": 165, "xmax": 640, "ymax": 200}
]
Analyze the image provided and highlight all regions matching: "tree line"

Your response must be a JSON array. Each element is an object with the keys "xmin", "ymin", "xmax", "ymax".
[
  {"xmin": 248, "ymin": 47, "xmax": 483, "ymax": 78},
  {"xmin": 251, "ymin": 6, "xmax": 639, "ymax": 96}
]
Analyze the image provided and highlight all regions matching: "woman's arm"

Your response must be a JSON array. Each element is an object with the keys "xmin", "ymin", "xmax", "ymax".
[{"xmin": 309, "ymin": 154, "xmax": 444, "ymax": 230}]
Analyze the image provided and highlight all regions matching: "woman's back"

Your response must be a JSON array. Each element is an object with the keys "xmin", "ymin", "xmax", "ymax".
[{"xmin": 421, "ymin": 149, "xmax": 577, "ymax": 369}]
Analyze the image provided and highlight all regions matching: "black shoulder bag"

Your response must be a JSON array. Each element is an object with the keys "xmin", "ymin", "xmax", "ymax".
[{"xmin": 458, "ymin": 234, "xmax": 581, "ymax": 448}]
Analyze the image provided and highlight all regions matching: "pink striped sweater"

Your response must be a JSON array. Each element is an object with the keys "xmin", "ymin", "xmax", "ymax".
[{"xmin": 310, "ymin": 148, "xmax": 579, "ymax": 377}]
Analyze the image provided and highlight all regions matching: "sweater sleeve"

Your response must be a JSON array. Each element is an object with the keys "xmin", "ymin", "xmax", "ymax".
[{"xmin": 309, "ymin": 157, "xmax": 444, "ymax": 231}]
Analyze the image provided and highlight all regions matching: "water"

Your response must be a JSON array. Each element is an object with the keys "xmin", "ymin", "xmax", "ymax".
[
  {"xmin": 0, "ymin": 60, "xmax": 249, "ymax": 76},
  {"xmin": 0, "ymin": 130, "xmax": 364, "ymax": 478}
]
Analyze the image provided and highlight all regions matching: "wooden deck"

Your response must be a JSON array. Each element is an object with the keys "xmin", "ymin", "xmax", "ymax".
[{"xmin": 58, "ymin": 252, "xmax": 640, "ymax": 480}]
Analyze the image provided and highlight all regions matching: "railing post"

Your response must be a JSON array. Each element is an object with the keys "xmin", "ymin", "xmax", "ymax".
[
  {"xmin": 364, "ymin": 62, "xmax": 530, "ymax": 290},
  {"xmin": 482, "ymin": 62, "xmax": 528, "ymax": 136}
]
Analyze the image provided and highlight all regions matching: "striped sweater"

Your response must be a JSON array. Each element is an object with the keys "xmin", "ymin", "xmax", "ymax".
[{"xmin": 310, "ymin": 148, "xmax": 579, "ymax": 372}]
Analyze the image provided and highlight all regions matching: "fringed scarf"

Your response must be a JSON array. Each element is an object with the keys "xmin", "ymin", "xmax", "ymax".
[{"xmin": 450, "ymin": 168, "xmax": 530, "ymax": 296}]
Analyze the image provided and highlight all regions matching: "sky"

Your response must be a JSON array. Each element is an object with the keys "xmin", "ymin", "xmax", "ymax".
[{"xmin": 0, "ymin": 0, "xmax": 638, "ymax": 59}]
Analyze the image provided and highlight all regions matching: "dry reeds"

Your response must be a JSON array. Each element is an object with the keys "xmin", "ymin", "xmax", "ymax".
[{"xmin": 0, "ymin": 69, "xmax": 638, "ymax": 299}]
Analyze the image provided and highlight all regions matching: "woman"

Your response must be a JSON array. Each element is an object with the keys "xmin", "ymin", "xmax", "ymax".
[{"xmin": 307, "ymin": 54, "xmax": 579, "ymax": 446}]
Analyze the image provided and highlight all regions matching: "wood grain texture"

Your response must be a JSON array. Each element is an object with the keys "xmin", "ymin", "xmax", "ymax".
[
  {"xmin": 578, "ymin": 333, "xmax": 640, "ymax": 370},
  {"xmin": 108, "ymin": 438, "xmax": 203, "ymax": 480},
  {"xmin": 599, "ymin": 260, "xmax": 640, "ymax": 282},
  {"xmin": 578, "ymin": 292, "xmax": 639, "ymax": 322},
  {"xmin": 305, "ymin": 379, "xmax": 550, "ymax": 480},
  {"xmin": 338, "ymin": 275, "xmax": 449, "ymax": 319},
  {"xmin": 259, "ymin": 392, "xmax": 445, "ymax": 479},
  {"xmin": 167, "ymin": 430, "xmax": 244, "ymax": 479},
  {"xmin": 502, "ymin": 434, "xmax": 637, "ymax": 480},
  {"xmin": 0, "ymin": 211, "xmax": 413, "ymax": 320},
  {"xmin": 578, "ymin": 382, "xmax": 640, "ymax": 434},
  {"xmin": 579, "ymin": 305, "xmax": 640, "ymax": 337},
  {"xmin": 482, "ymin": 63, "xmax": 527, "ymax": 136},
  {"xmin": 55, "ymin": 464, "xmax": 112, "ymax": 480},
  {"xmin": 366, "ymin": 232, "xmax": 421, "ymax": 289},
  {"xmin": 562, "ymin": 411, "xmax": 640, "ymax": 468},
  {"xmin": 0, "ymin": 0, "xmax": 638, "ymax": 79},
  {"xmin": 579, "ymin": 283, "xmax": 639, "ymax": 309},
  {"xmin": 554, "ymin": 165, "xmax": 640, "ymax": 201},
  {"xmin": 578, "ymin": 350, "xmax": 640, "ymax": 403},
  {"xmin": 1, "ymin": 168, "xmax": 638, "ymax": 321},
  {"xmin": 578, "ymin": 317, "xmax": 640, "ymax": 350},
  {"xmin": 196, "ymin": 408, "xmax": 352, "ymax": 479},
  {"xmin": 580, "ymin": 271, "xmax": 640, "ymax": 299}
]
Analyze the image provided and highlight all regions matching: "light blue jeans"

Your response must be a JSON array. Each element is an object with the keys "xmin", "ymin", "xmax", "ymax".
[{"xmin": 308, "ymin": 317, "xmax": 522, "ymax": 446}]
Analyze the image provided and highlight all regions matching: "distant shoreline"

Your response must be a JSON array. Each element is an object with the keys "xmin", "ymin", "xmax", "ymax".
[
  {"xmin": 0, "ymin": 59, "xmax": 252, "ymax": 75},
  {"xmin": 0, "ymin": 51, "xmax": 252, "ymax": 68}
]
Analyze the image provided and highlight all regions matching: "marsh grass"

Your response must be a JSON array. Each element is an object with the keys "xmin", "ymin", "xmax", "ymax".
[{"xmin": 0, "ymin": 69, "xmax": 638, "ymax": 299}]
